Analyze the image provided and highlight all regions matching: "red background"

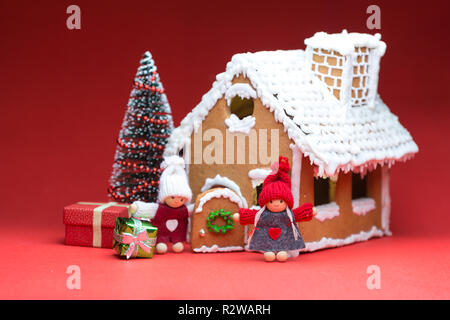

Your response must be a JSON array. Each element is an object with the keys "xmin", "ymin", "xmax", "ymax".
[{"xmin": 0, "ymin": 0, "xmax": 449, "ymax": 299}]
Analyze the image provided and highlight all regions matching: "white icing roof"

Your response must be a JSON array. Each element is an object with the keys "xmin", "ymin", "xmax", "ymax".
[{"xmin": 165, "ymin": 48, "xmax": 418, "ymax": 176}]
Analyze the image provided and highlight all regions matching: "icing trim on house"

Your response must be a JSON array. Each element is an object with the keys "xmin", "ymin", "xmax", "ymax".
[
  {"xmin": 183, "ymin": 136, "xmax": 191, "ymax": 175},
  {"xmin": 224, "ymin": 114, "xmax": 256, "ymax": 134},
  {"xmin": 201, "ymin": 175, "xmax": 248, "ymax": 208},
  {"xmin": 381, "ymin": 166, "xmax": 391, "ymax": 235},
  {"xmin": 290, "ymin": 144, "xmax": 302, "ymax": 208},
  {"xmin": 195, "ymin": 188, "xmax": 243, "ymax": 213},
  {"xmin": 314, "ymin": 202, "xmax": 340, "ymax": 222},
  {"xmin": 225, "ymin": 83, "xmax": 257, "ymax": 105},
  {"xmin": 352, "ymin": 197, "xmax": 376, "ymax": 216},
  {"xmin": 304, "ymin": 31, "xmax": 387, "ymax": 56},
  {"xmin": 248, "ymin": 168, "xmax": 272, "ymax": 181},
  {"xmin": 248, "ymin": 168, "xmax": 271, "ymax": 190},
  {"xmin": 193, "ymin": 244, "xmax": 244, "ymax": 253},
  {"xmin": 302, "ymin": 226, "xmax": 385, "ymax": 252}
]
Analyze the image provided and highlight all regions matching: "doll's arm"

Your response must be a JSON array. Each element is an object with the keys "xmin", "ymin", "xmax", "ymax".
[
  {"xmin": 129, "ymin": 201, "xmax": 159, "ymax": 220},
  {"xmin": 236, "ymin": 208, "xmax": 259, "ymax": 225},
  {"xmin": 293, "ymin": 203, "xmax": 315, "ymax": 222}
]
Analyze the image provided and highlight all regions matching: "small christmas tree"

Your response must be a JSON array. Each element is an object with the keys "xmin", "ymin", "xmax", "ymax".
[{"xmin": 108, "ymin": 51, "xmax": 174, "ymax": 203}]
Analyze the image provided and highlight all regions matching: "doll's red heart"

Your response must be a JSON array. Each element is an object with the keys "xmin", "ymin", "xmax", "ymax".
[{"xmin": 268, "ymin": 228, "xmax": 282, "ymax": 240}]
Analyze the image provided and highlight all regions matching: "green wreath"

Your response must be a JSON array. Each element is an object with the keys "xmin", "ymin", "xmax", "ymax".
[{"xmin": 206, "ymin": 209, "xmax": 234, "ymax": 234}]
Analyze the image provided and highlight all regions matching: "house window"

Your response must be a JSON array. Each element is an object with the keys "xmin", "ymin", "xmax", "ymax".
[
  {"xmin": 248, "ymin": 168, "xmax": 271, "ymax": 208},
  {"xmin": 352, "ymin": 173, "xmax": 368, "ymax": 199},
  {"xmin": 230, "ymin": 96, "xmax": 254, "ymax": 119},
  {"xmin": 351, "ymin": 172, "xmax": 376, "ymax": 216},
  {"xmin": 314, "ymin": 177, "xmax": 336, "ymax": 205},
  {"xmin": 313, "ymin": 176, "xmax": 340, "ymax": 222},
  {"xmin": 252, "ymin": 183, "xmax": 263, "ymax": 207}
]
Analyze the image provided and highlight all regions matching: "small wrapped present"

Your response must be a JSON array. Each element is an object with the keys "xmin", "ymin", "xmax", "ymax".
[
  {"xmin": 113, "ymin": 217, "xmax": 158, "ymax": 259},
  {"xmin": 63, "ymin": 201, "xmax": 130, "ymax": 249}
]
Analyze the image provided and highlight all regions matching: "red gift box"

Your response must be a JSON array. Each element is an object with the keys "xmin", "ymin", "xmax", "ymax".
[{"xmin": 64, "ymin": 202, "xmax": 130, "ymax": 248}]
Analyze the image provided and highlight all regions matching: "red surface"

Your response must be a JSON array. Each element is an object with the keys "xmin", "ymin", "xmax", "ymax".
[
  {"xmin": 2, "ymin": 229, "xmax": 449, "ymax": 300},
  {"xmin": 1, "ymin": 0, "xmax": 449, "ymax": 299}
]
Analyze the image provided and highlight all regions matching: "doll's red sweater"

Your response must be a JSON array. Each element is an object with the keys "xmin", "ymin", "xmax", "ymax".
[{"xmin": 239, "ymin": 203, "xmax": 314, "ymax": 225}]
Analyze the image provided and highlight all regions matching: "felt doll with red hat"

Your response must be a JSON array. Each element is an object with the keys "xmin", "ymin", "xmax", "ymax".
[
  {"xmin": 128, "ymin": 155, "xmax": 194, "ymax": 254},
  {"xmin": 233, "ymin": 156, "xmax": 315, "ymax": 262}
]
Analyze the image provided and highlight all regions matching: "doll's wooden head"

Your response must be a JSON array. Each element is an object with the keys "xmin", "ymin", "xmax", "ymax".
[
  {"xmin": 266, "ymin": 199, "xmax": 287, "ymax": 212},
  {"xmin": 164, "ymin": 196, "xmax": 187, "ymax": 208}
]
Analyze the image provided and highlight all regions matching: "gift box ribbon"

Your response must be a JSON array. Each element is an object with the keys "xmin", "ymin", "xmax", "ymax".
[
  {"xmin": 113, "ymin": 218, "xmax": 156, "ymax": 259},
  {"xmin": 77, "ymin": 201, "xmax": 129, "ymax": 248}
]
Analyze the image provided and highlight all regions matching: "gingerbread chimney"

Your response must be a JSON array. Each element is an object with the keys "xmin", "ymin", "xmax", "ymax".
[{"xmin": 305, "ymin": 30, "xmax": 386, "ymax": 108}]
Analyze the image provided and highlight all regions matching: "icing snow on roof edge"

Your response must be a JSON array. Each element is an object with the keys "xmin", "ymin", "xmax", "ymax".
[{"xmin": 304, "ymin": 30, "xmax": 387, "ymax": 56}]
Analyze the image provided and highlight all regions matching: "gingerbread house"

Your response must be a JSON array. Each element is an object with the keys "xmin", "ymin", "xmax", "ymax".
[{"xmin": 165, "ymin": 31, "xmax": 418, "ymax": 252}]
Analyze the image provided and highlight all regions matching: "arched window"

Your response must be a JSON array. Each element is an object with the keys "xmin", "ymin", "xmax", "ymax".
[{"xmin": 229, "ymin": 96, "xmax": 254, "ymax": 119}]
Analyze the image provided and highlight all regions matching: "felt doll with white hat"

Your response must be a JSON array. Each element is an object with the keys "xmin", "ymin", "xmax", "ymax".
[{"xmin": 128, "ymin": 155, "xmax": 193, "ymax": 254}]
